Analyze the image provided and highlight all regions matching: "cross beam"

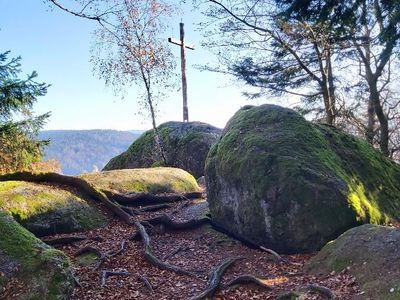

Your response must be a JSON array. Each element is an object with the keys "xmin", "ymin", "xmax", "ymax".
[{"xmin": 168, "ymin": 23, "xmax": 194, "ymax": 122}]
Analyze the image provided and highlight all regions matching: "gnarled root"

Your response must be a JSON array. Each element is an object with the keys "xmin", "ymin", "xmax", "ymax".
[
  {"xmin": 188, "ymin": 257, "xmax": 243, "ymax": 300},
  {"xmin": 134, "ymin": 220, "xmax": 198, "ymax": 277},
  {"xmin": 225, "ymin": 274, "xmax": 274, "ymax": 291}
]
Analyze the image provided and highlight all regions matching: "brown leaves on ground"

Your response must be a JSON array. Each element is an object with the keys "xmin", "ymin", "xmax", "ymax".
[{"xmin": 3, "ymin": 200, "xmax": 362, "ymax": 299}]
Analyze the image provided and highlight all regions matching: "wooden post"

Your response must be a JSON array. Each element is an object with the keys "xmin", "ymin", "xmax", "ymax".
[{"xmin": 168, "ymin": 23, "xmax": 194, "ymax": 122}]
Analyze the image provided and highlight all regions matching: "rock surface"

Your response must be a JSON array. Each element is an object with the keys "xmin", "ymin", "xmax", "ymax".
[
  {"xmin": 103, "ymin": 121, "xmax": 221, "ymax": 178},
  {"xmin": 205, "ymin": 104, "xmax": 400, "ymax": 253},
  {"xmin": 0, "ymin": 181, "xmax": 107, "ymax": 236},
  {"xmin": 81, "ymin": 167, "xmax": 200, "ymax": 195},
  {"xmin": 305, "ymin": 224, "xmax": 400, "ymax": 300},
  {"xmin": 0, "ymin": 211, "xmax": 74, "ymax": 299}
]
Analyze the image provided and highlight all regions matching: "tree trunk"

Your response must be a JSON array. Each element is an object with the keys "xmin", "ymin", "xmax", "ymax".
[{"xmin": 369, "ymin": 84, "xmax": 389, "ymax": 156}]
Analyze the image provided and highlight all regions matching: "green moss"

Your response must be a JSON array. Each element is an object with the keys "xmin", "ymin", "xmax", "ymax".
[
  {"xmin": 208, "ymin": 105, "xmax": 400, "ymax": 228},
  {"xmin": 306, "ymin": 224, "xmax": 400, "ymax": 300},
  {"xmin": 75, "ymin": 252, "xmax": 100, "ymax": 266},
  {"xmin": 0, "ymin": 181, "xmax": 107, "ymax": 236},
  {"xmin": 0, "ymin": 211, "xmax": 74, "ymax": 299},
  {"xmin": 81, "ymin": 167, "xmax": 200, "ymax": 195}
]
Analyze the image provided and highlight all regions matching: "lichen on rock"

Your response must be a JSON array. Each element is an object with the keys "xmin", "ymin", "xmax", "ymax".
[
  {"xmin": 205, "ymin": 104, "xmax": 400, "ymax": 253},
  {"xmin": 103, "ymin": 121, "xmax": 221, "ymax": 178}
]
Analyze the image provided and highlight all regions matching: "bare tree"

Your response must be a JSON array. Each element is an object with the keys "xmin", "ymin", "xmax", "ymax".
[{"xmin": 49, "ymin": 0, "xmax": 177, "ymax": 164}]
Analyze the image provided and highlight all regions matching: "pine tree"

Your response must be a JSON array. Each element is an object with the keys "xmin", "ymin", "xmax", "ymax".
[{"xmin": 0, "ymin": 51, "xmax": 50, "ymax": 173}]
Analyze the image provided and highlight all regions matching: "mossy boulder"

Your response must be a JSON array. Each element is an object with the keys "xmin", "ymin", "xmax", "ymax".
[
  {"xmin": 103, "ymin": 121, "xmax": 221, "ymax": 178},
  {"xmin": 0, "ymin": 211, "xmax": 74, "ymax": 299},
  {"xmin": 305, "ymin": 224, "xmax": 400, "ymax": 299},
  {"xmin": 0, "ymin": 181, "xmax": 107, "ymax": 236},
  {"xmin": 205, "ymin": 104, "xmax": 400, "ymax": 253},
  {"xmin": 80, "ymin": 167, "xmax": 200, "ymax": 195}
]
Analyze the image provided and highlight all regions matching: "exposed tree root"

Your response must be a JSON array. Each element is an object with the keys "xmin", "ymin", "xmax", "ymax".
[
  {"xmin": 134, "ymin": 220, "xmax": 198, "ymax": 277},
  {"xmin": 100, "ymin": 271, "xmax": 153, "ymax": 293},
  {"xmin": 138, "ymin": 203, "xmax": 174, "ymax": 212},
  {"xmin": 41, "ymin": 235, "xmax": 89, "ymax": 246},
  {"xmin": 120, "ymin": 203, "xmax": 174, "ymax": 216},
  {"xmin": 104, "ymin": 190, "xmax": 203, "ymax": 206},
  {"xmin": 259, "ymin": 246, "xmax": 302, "ymax": 266},
  {"xmin": 163, "ymin": 245, "xmax": 190, "ymax": 260},
  {"xmin": 225, "ymin": 274, "xmax": 274, "ymax": 291},
  {"xmin": 188, "ymin": 257, "xmax": 243, "ymax": 300},
  {"xmin": 143, "ymin": 214, "xmax": 211, "ymax": 230},
  {"xmin": 306, "ymin": 284, "xmax": 335, "ymax": 299},
  {"xmin": 0, "ymin": 171, "xmax": 134, "ymax": 224},
  {"xmin": 101, "ymin": 270, "xmax": 132, "ymax": 287},
  {"xmin": 107, "ymin": 240, "xmax": 128, "ymax": 258},
  {"xmin": 137, "ymin": 275, "xmax": 154, "ymax": 293}
]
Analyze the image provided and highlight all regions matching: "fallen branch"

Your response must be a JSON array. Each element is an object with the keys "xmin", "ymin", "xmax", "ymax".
[
  {"xmin": 189, "ymin": 257, "xmax": 243, "ymax": 300},
  {"xmin": 0, "ymin": 171, "xmax": 134, "ymax": 224},
  {"xmin": 225, "ymin": 274, "xmax": 274, "ymax": 291},
  {"xmin": 104, "ymin": 190, "xmax": 203, "ymax": 206},
  {"xmin": 134, "ymin": 220, "xmax": 197, "ymax": 277},
  {"xmin": 101, "ymin": 270, "xmax": 132, "ymax": 287}
]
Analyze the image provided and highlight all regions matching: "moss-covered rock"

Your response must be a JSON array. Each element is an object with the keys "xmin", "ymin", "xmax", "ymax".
[
  {"xmin": 0, "ymin": 181, "xmax": 107, "ymax": 236},
  {"xmin": 305, "ymin": 224, "xmax": 400, "ymax": 299},
  {"xmin": 205, "ymin": 104, "xmax": 400, "ymax": 253},
  {"xmin": 103, "ymin": 121, "xmax": 221, "ymax": 178},
  {"xmin": 80, "ymin": 167, "xmax": 200, "ymax": 195},
  {"xmin": 0, "ymin": 211, "xmax": 74, "ymax": 299}
]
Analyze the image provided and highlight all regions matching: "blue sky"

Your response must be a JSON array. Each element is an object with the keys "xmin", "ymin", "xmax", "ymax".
[{"xmin": 0, "ymin": 0, "xmax": 271, "ymax": 130}]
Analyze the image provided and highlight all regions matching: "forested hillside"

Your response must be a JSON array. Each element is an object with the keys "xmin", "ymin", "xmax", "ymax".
[{"xmin": 39, "ymin": 130, "xmax": 141, "ymax": 175}]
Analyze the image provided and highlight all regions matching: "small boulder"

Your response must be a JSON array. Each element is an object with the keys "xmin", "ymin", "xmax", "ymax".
[
  {"xmin": 206, "ymin": 104, "xmax": 400, "ymax": 253},
  {"xmin": 0, "ymin": 181, "xmax": 107, "ymax": 236},
  {"xmin": 0, "ymin": 211, "xmax": 74, "ymax": 299},
  {"xmin": 305, "ymin": 224, "xmax": 400, "ymax": 300},
  {"xmin": 81, "ymin": 167, "xmax": 200, "ymax": 195},
  {"xmin": 103, "ymin": 121, "xmax": 221, "ymax": 178}
]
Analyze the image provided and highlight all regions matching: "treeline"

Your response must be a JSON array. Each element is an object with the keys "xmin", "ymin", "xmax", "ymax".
[{"xmin": 39, "ymin": 130, "xmax": 141, "ymax": 175}]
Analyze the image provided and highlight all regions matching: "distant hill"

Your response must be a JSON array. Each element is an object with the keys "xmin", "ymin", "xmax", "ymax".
[{"xmin": 39, "ymin": 130, "xmax": 142, "ymax": 175}]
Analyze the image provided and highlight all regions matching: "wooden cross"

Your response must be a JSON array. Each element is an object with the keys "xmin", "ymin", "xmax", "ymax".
[{"xmin": 168, "ymin": 23, "xmax": 195, "ymax": 123}]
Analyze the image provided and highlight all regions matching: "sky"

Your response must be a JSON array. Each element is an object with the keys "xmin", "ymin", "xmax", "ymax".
[{"xmin": 0, "ymin": 0, "xmax": 275, "ymax": 131}]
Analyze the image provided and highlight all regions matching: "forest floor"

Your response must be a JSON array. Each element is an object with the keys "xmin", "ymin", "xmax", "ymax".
[{"xmin": 35, "ymin": 198, "xmax": 363, "ymax": 300}]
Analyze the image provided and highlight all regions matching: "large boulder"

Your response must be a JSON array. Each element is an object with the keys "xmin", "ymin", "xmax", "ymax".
[
  {"xmin": 103, "ymin": 121, "xmax": 221, "ymax": 178},
  {"xmin": 205, "ymin": 104, "xmax": 400, "ymax": 253},
  {"xmin": 305, "ymin": 224, "xmax": 400, "ymax": 300},
  {"xmin": 0, "ymin": 211, "xmax": 74, "ymax": 299},
  {"xmin": 81, "ymin": 167, "xmax": 200, "ymax": 195},
  {"xmin": 0, "ymin": 181, "xmax": 107, "ymax": 236}
]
